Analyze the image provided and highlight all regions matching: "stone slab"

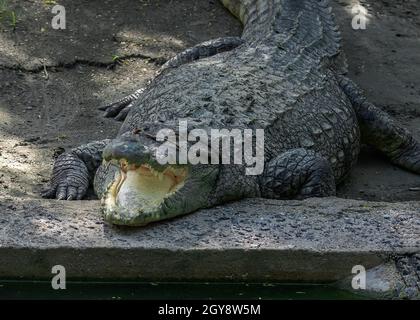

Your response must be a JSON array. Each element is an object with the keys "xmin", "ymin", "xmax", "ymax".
[{"xmin": 0, "ymin": 196, "xmax": 419, "ymax": 282}]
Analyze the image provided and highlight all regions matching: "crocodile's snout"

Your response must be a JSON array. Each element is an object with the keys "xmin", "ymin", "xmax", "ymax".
[
  {"xmin": 100, "ymin": 132, "xmax": 220, "ymax": 226},
  {"xmin": 100, "ymin": 132, "xmax": 201, "ymax": 226}
]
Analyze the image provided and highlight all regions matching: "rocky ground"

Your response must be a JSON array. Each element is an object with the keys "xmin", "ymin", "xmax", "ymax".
[{"xmin": 0, "ymin": 0, "xmax": 419, "ymax": 207}]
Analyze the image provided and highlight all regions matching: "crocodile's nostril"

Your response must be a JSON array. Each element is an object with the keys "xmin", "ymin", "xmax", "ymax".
[{"xmin": 102, "ymin": 135, "xmax": 158, "ymax": 167}]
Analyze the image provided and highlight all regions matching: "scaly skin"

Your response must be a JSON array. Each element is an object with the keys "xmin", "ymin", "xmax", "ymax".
[{"xmin": 43, "ymin": 0, "xmax": 420, "ymax": 226}]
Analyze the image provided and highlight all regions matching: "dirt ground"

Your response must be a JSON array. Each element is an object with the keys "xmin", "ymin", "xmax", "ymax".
[{"xmin": 0, "ymin": 0, "xmax": 419, "ymax": 205}]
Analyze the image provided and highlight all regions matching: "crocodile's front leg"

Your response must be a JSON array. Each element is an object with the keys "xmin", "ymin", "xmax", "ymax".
[
  {"xmin": 42, "ymin": 140, "xmax": 110, "ymax": 200},
  {"xmin": 260, "ymin": 149, "xmax": 336, "ymax": 199},
  {"xmin": 99, "ymin": 36, "xmax": 243, "ymax": 121}
]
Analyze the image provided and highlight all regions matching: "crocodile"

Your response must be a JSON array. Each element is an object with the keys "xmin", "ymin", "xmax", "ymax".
[{"xmin": 42, "ymin": 0, "xmax": 420, "ymax": 227}]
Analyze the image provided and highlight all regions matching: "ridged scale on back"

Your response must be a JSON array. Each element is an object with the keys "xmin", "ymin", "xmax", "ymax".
[{"xmin": 222, "ymin": 0, "xmax": 343, "ymax": 64}]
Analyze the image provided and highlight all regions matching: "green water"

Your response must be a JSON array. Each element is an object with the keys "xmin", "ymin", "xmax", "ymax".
[{"xmin": 0, "ymin": 280, "xmax": 364, "ymax": 300}]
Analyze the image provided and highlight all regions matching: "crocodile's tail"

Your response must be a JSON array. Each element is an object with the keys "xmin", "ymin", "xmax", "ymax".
[{"xmin": 221, "ymin": 0, "xmax": 347, "ymax": 73}]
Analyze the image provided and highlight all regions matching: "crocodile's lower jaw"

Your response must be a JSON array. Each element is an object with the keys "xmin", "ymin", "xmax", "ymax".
[{"xmin": 102, "ymin": 164, "xmax": 188, "ymax": 226}]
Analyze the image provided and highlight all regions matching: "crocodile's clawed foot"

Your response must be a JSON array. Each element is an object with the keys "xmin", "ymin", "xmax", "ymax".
[
  {"xmin": 41, "ymin": 153, "xmax": 90, "ymax": 200},
  {"xmin": 113, "ymin": 103, "xmax": 133, "ymax": 121},
  {"xmin": 100, "ymin": 100, "xmax": 134, "ymax": 121},
  {"xmin": 99, "ymin": 88, "xmax": 144, "ymax": 121}
]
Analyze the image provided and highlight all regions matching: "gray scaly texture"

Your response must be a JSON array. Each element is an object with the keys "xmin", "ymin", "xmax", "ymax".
[{"xmin": 43, "ymin": 0, "xmax": 420, "ymax": 227}]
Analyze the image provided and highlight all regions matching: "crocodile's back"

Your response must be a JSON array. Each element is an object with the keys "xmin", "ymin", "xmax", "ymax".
[
  {"xmin": 121, "ymin": 52, "xmax": 358, "ymax": 178},
  {"xmin": 119, "ymin": 0, "xmax": 359, "ymax": 181}
]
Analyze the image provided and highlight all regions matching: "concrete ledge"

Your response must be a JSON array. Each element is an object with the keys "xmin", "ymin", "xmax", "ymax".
[{"xmin": 0, "ymin": 197, "xmax": 419, "ymax": 281}]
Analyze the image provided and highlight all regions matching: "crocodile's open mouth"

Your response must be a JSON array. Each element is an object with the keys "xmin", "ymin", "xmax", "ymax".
[{"xmin": 103, "ymin": 160, "xmax": 188, "ymax": 226}]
